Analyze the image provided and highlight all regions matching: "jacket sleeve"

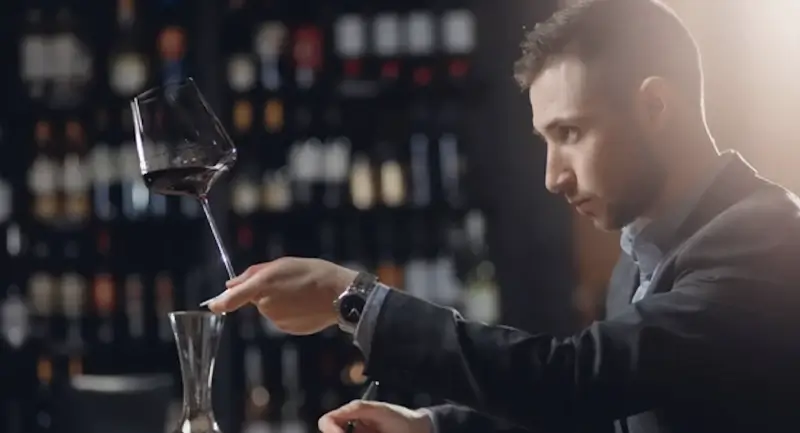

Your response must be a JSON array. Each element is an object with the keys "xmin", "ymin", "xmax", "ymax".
[
  {"xmin": 425, "ymin": 404, "xmax": 533, "ymax": 433},
  {"xmin": 362, "ymin": 265, "xmax": 798, "ymax": 432}
]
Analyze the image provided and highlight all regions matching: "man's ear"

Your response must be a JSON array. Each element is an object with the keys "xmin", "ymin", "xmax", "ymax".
[{"xmin": 636, "ymin": 76, "xmax": 671, "ymax": 132}]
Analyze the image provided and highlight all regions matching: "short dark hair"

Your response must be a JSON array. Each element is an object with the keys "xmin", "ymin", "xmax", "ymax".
[{"xmin": 514, "ymin": 0, "xmax": 702, "ymax": 102}]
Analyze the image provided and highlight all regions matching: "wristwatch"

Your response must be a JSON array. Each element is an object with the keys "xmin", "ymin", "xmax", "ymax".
[{"xmin": 333, "ymin": 272, "xmax": 378, "ymax": 333}]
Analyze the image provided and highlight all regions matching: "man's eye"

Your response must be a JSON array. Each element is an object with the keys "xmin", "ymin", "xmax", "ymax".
[{"xmin": 560, "ymin": 127, "xmax": 581, "ymax": 143}]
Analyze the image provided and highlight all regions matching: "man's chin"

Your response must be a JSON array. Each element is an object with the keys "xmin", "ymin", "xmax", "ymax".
[{"xmin": 589, "ymin": 214, "xmax": 625, "ymax": 232}]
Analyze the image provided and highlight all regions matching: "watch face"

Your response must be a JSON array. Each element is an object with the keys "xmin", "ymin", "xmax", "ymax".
[{"xmin": 338, "ymin": 294, "xmax": 366, "ymax": 324}]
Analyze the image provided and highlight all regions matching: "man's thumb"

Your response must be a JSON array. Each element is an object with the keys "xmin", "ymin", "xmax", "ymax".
[{"xmin": 318, "ymin": 400, "xmax": 388, "ymax": 433}]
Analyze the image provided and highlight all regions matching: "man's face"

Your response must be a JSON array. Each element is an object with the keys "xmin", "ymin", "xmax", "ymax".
[{"xmin": 529, "ymin": 56, "xmax": 665, "ymax": 231}]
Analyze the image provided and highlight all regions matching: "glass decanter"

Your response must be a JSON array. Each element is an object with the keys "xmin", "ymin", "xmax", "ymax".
[{"xmin": 169, "ymin": 311, "xmax": 225, "ymax": 433}]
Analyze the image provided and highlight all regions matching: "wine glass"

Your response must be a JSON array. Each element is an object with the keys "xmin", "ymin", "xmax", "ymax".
[{"xmin": 131, "ymin": 78, "xmax": 237, "ymax": 280}]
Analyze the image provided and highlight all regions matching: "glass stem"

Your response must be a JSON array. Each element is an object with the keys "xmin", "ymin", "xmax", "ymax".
[{"xmin": 199, "ymin": 196, "xmax": 237, "ymax": 280}]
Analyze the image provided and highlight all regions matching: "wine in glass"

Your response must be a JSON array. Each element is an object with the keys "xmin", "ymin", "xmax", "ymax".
[{"xmin": 131, "ymin": 78, "xmax": 237, "ymax": 279}]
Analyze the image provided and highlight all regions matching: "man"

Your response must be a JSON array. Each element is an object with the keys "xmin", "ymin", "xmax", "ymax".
[{"xmin": 205, "ymin": 0, "xmax": 800, "ymax": 432}]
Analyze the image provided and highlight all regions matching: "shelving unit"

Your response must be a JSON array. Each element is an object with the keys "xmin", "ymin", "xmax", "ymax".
[{"xmin": 0, "ymin": 0, "xmax": 519, "ymax": 432}]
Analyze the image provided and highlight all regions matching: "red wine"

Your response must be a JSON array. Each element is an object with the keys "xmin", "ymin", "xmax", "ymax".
[{"xmin": 143, "ymin": 166, "xmax": 227, "ymax": 197}]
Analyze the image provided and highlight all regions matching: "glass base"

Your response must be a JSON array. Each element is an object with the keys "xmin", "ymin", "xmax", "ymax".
[{"xmin": 169, "ymin": 311, "xmax": 225, "ymax": 433}]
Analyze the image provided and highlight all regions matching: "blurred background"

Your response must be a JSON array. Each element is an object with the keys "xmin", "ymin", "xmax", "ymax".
[{"xmin": 0, "ymin": 0, "xmax": 798, "ymax": 432}]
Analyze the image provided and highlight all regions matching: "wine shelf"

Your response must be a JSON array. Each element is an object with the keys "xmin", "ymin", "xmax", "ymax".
[{"xmin": 2, "ymin": 0, "xmax": 500, "ymax": 432}]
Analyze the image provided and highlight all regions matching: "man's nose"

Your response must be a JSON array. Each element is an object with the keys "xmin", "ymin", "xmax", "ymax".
[{"xmin": 544, "ymin": 154, "xmax": 573, "ymax": 194}]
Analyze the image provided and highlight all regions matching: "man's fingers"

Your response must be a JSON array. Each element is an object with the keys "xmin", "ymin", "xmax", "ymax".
[
  {"xmin": 318, "ymin": 400, "xmax": 387, "ymax": 433},
  {"xmin": 226, "ymin": 264, "xmax": 264, "ymax": 288},
  {"xmin": 205, "ymin": 269, "xmax": 271, "ymax": 313},
  {"xmin": 317, "ymin": 415, "xmax": 346, "ymax": 433}
]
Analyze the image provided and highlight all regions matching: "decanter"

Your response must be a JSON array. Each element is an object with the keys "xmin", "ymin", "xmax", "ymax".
[{"xmin": 169, "ymin": 311, "xmax": 225, "ymax": 433}]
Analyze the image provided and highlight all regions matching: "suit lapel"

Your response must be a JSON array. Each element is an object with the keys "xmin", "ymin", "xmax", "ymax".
[
  {"xmin": 638, "ymin": 152, "xmax": 768, "ymax": 300},
  {"xmin": 606, "ymin": 253, "xmax": 639, "ymax": 316}
]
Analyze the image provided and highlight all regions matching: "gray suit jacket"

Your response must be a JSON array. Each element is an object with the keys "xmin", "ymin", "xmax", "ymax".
[{"xmin": 362, "ymin": 153, "xmax": 800, "ymax": 433}]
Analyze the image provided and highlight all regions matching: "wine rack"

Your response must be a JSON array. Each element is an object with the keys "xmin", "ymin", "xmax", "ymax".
[{"xmin": 4, "ymin": 0, "xmax": 504, "ymax": 432}]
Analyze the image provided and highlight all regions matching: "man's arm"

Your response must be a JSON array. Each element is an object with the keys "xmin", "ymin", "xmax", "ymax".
[
  {"xmin": 355, "ymin": 262, "xmax": 800, "ymax": 431},
  {"xmin": 424, "ymin": 404, "xmax": 534, "ymax": 433}
]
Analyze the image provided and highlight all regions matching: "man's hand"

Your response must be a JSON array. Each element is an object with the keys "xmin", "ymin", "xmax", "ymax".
[
  {"xmin": 318, "ymin": 401, "xmax": 433, "ymax": 433},
  {"xmin": 203, "ymin": 257, "xmax": 358, "ymax": 335}
]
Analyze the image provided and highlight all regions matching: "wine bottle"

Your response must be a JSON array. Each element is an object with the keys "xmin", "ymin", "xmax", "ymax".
[
  {"xmin": 349, "ymin": 153, "xmax": 374, "ymax": 210},
  {"xmin": 228, "ymin": 53, "xmax": 257, "ymax": 94},
  {"xmin": 124, "ymin": 274, "xmax": 145, "ymax": 339},
  {"xmin": 409, "ymin": 133, "xmax": 431, "ymax": 208},
  {"xmin": 262, "ymin": 169, "xmax": 292, "ymax": 213},
  {"xmin": 407, "ymin": 11, "xmax": 435, "ymax": 58},
  {"xmin": 376, "ymin": 220, "xmax": 403, "ymax": 288},
  {"xmin": 60, "ymin": 272, "xmax": 86, "ymax": 351},
  {"xmin": 5, "ymin": 223, "xmax": 23, "ymax": 260},
  {"xmin": 28, "ymin": 271, "xmax": 54, "ymax": 341},
  {"xmin": 155, "ymin": 272, "xmax": 174, "ymax": 342},
  {"xmin": 335, "ymin": 14, "xmax": 375, "ymax": 98},
  {"xmin": 322, "ymin": 137, "xmax": 351, "ymax": 209},
  {"xmin": 372, "ymin": 13, "xmax": 401, "ymax": 82},
  {"xmin": 404, "ymin": 218, "xmax": 430, "ymax": 299},
  {"xmin": 34, "ymin": 357, "xmax": 54, "ymax": 431},
  {"xmin": 441, "ymin": 9, "xmax": 476, "ymax": 82},
  {"xmin": 463, "ymin": 211, "xmax": 499, "ymax": 323},
  {"xmin": 117, "ymin": 0, "xmax": 136, "ymax": 30},
  {"xmin": 88, "ymin": 144, "xmax": 118, "ymax": 221},
  {"xmin": 20, "ymin": 9, "xmax": 47, "ymax": 99},
  {"xmin": 335, "ymin": 15, "xmax": 366, "ymax": 60},
  {"xmin": 293, "ymin": 26, "xmax": 323, "ymax": 89},
  {"xmin": 158, "ymin": 26, "xmax": 187, "ymax": 86},
  {"xmin": 62, "ymin": 149, "xmax": 90, "ymax": 224},
  {"xmin": 0, "ymin": 176, "xmax": 13, "ymax": 224},
  {"xmin": 430, "ymin": 223, "xmax": 462, "ymax": 308},
  {"xmin": 378, "ymin": 144, "xmax": 406, "ymax": 208},
  {"xmin": 109, "ymin": 3, "xmax": 147, "ymax": 98},
  {"xmin": 242, "ymin": 345, "xmax": 272, "ymax": 433},
  {"xmin": 29, "ymin": 121, "xmax": 58, "ymax": 222},
  {"xmin": 93, "ymin": 273, "xmax": 115, "ymax": 344},
  {"xmin": 342, "ymin": 222, "xmax": 368, "ymax": 273},
  {"xmin": 49, "ymin": 8, "xmax": 92, "ymax": 109},
  {"xmin": 232, "ymin": 165, "xmax": 261, "ymax": 217},
  {"xmin": 254, "ymin": 22, "xmax": 286, "ymax": 91},
  {"xmin": 438, "ymin": 133, "xmax": 462, "ymax": 207},
  {"xmin": 1, "ymin": 286, "xmax": 31, "ymax": 351},
  {"xmin": 280, "ymin": 342, "xmax": 306, "ymax": 433},
  {"xmin": 287, "ymin": 139, "xmax": 316, "ymax": 206},
  {"xmin": 264, "ymin": 99, "xmax": 284, "ymax": 133},
  {"xmin": 233, "ymin": 100, "xmax": 254, "ymax": 135}
]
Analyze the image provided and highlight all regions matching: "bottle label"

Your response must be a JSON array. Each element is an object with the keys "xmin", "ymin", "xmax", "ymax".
[
  {"xmin": 263, "ymin": 99, "xmax": 283, "ymax": 132},
  {"xmin": 408, "ymin": 12, "xmax": 435, "ymax": 55},
  {"xmin": 442, "ymin": 10, "xmax": 476, "ymax": 54},
  {"xmin": 373, "ymin": 14, "xmax": 401, "ymax": 57},
  {"xmin": 228, "ymin": 54, "xmax": 257, "ymax": 92},
  {"xmin": 110, "ymin": 53, "xmax": 147, "ymax": 96},
  {"xmin": 334, "ymin": 15, "xmax": 365, "ymax": 58},
  {"xmin": 233, "ymin": 100, "xmax": 253, "ymax": 133}
]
